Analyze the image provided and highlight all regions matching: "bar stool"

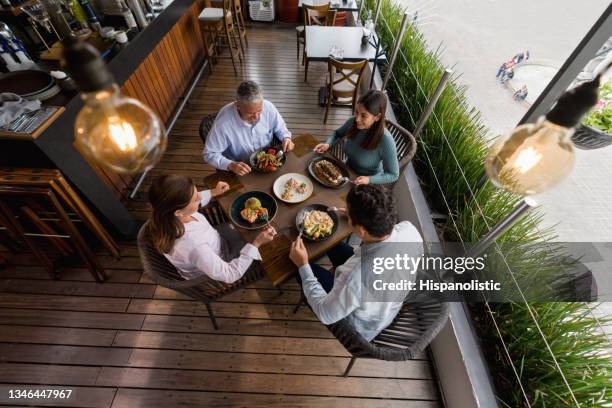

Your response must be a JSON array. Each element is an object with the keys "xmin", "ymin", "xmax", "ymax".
[
  {"xmin": 233, "ymin": 0, "xmax": 248, "ymax": 51},
  {"xmin": 209, "ymin": 0, "xmax": 247, "ymax": 55},
  {"xmin": 199, "ymin": 0, "xmax": 243, "ymax": 75}
]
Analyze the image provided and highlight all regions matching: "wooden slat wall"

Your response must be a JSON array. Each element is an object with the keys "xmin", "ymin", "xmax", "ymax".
[{"xmin": 93, "ymin": 0, "xmax": 206, "ymax": 201}]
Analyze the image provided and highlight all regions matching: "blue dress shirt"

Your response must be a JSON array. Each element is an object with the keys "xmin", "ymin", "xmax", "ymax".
[{"xmin": 203, "ymin": 100, "xmax": 292, "ymax": 170}]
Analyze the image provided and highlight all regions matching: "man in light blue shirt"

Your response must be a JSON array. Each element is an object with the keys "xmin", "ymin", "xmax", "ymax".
[
  {"xmin": 203, "ymin": 81, "xmax": 294, "ymax": 175},
  {"xmin": 289, "ymin": 184, "xmax": 423, "ymax": 341}
]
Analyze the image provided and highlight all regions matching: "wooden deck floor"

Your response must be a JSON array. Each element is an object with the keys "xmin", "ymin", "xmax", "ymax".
[{"xmin": 0, "ymin": 25, "xmax": 441, "ymax": 407}]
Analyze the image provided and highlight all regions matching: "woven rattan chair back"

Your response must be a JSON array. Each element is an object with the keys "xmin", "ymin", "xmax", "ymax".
[
  {"xmin": 199, "ymin": 112, "xmax": 219, "ymax": 146},
  {"xmin": 328, "ymin": 299, "xmax": 449, "ymax": 375},
  {"xmin": 136, "ymin": 205, "xmax": 263, "ymax": 329}
]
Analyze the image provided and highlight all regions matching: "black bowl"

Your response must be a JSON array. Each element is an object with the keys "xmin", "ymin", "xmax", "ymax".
[
  {"xmin": 249, "ymin": 146, "xmax": 286, "ymax": 173},
  {"xmin": 296, "ymin": 204, "xmax": 339, "ymax": 242},
  {"xmin": 307, "ymin": 155, "xmax": 350, "ymax": 189},
  {"xmin": 230, "ymin": 191, "xmax": 278, "ymax": 230}
]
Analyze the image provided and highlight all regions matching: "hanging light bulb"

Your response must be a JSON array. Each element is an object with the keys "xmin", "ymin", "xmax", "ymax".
[
  {"xmin": 485, "ymin": 75, "xmax": 602, "ymax": 196},
  {"xmin": 62, "ymin": 38, "xmax": 166, "ymax": 174}
]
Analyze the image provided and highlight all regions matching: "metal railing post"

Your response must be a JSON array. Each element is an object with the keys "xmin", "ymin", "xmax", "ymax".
[
  {"xmin": 373, "ymin": 0, "xmax": 382, "ymax": 26},
  {"xmin": 381, "ymin": 11, "xmax": 410, "ymax": 91},
  {"xmin": 466, "ymin": 198, "xmax": 536, "ymax": 258},
  {"xmin": 413, "ymin": 68, "xmax": 452, "ymax": 139}
]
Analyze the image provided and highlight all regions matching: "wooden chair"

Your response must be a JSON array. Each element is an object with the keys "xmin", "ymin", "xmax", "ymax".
[
  {"xmin": 199, "ymin": 0, "xmax": 242, "ymax": 75},
  {"xmin": 0, "ymin": 168, "xmax": 120, "ymax": 259},
  {"xmin": 324, "ymin": 58, "xmax": 367, "ymax": 123},
  {"xmin": 334, "ymin": 10, "xmax": 347, "ymax": 26},
  {"xmin": 136, "ymin": 203, "xmax": 264, "ymax": 330},
  {"xmin": 232, "ymin": 0, "xmax": 248, "ymax": 51},
  {"xmin": 0, "ymin": 185, "xmax": 106, "ymax": 282},
  {"xmin": 302, "ymin": 7, "xmax": 337, "ymax": 82},
  {"xmin": 330, "ymin": 118, "xmax": 417, "ymax": 187},
  {"xmin": 296, "ymin": 3, "xmax": 330, "ymax": 63}
]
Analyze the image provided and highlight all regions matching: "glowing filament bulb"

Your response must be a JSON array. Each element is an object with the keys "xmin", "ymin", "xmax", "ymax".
[
  {"xmin": 108, "ymin": 117, "xmax": 137, "ymax": 152},
  {"xmin": 513, "ymin": 146, "xmax": 543, "ymax": 174}
]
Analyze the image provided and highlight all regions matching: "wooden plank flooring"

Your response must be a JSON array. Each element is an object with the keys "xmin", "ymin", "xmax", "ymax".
[{"xmin": 0, "ymin": 25, "xmax": 441, "ymax": 407}]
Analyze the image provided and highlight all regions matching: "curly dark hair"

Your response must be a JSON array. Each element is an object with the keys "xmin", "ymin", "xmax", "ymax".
[{"xmin": 346, "ymin": 184, "xmax": 397, "ymax": 237}]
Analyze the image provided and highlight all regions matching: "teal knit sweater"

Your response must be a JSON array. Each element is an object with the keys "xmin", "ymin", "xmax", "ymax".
[{"xmin": 325, "ymin": 117, "xmax": 399, "ymax": 184}]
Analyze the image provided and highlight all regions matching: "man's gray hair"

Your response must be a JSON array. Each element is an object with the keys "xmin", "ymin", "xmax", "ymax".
[{"xmin": 236, "ymin": 81, "xmax": 263, "ymax": 104}]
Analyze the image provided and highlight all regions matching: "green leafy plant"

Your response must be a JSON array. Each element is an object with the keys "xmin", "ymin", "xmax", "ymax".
[
  {"xmin": 582, "ymin": 80, "xmax": 612, "ymax": 134},
  {"xmin": 363, "ymin": 0, "xmax": 612, "ymax": 406}
]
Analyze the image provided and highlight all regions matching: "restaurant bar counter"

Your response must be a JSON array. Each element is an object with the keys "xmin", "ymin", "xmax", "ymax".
[{"xmin": 0, "ymin": 0, "xmax": 208, "ymax": 237}]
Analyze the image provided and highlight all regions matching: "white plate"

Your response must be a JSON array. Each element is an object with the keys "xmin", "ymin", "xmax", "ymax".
[{"xmin": 273, "ymin": 173, "xmax": 314, "ymax": 204}]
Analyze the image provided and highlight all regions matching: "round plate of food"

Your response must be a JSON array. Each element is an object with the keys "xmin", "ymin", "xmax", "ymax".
[
  {"xmin": 296, "ymin": 204, "xmax": 339, "ymax": 242},
  {"xmin": 249, "ymin": 146, "xmax": 286, "ymax": 173},
  {"xmin": 307, "ymin": 156, "xmax": 350, "ymax": 189},
  {"xmin": 273, "ymin": 173, "xmax": 314, "ymax": 204},
  {"xmin": 230, "ymin": 191, "xmax": 278, "ymax": 230}
]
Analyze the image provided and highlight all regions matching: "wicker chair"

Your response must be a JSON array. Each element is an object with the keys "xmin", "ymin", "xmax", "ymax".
[
  {"xmin": 329, "ymin": 118, "xmax": 417, "ymax": 186},
  {"xmin": 329, "ymin": 298, "xmax": 449, "ymax": 376},
  {"xmin": 199, "ymin": 112, "xmax": 219, "ymax": 146},
  {"xmin": 136, "ymin": 202, "xmax": 264, "ymax": 330}
]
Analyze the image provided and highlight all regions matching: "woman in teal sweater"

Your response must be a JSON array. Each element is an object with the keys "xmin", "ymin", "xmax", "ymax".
[{"xmin": 314, "ymin": 90, "xmax": 399, "ymax": 185}]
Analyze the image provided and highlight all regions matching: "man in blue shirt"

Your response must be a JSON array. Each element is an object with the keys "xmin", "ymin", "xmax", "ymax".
[{"xmin": 203, "ymin": 81, "xmax": 294, "ymax": 176}]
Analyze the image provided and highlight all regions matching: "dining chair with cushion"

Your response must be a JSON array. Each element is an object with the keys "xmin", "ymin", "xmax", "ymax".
[
  {"xmin": 137, "ymin": 212, "xmax": 264, "ymax": 330},
  {"xmin": 323, "ymin": 57, "xmax": 367, "ymax": 123},
  {"xmin": 330, "ymin": 118, "xmax": 417, "ymax": 187},
  {"xmin": 296, "ymin": 3, "xmax": 331, "ymax": 63}
]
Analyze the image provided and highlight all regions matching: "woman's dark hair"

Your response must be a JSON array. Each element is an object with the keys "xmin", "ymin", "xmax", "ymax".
[
  {"xmin": 346, "ymin": 184, "xmax": 397, "ymax": 237},
  {"xmin": 346, "ymin": 90, "xmax": 387, "ymax": 150},
  {"xmin": 148, "ymin": 174, "xmax": 195, "ymax": 254}
]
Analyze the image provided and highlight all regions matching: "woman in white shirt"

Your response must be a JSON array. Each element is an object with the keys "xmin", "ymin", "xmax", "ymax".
[{"xmin": 148, "ymin": 175, "xmax": 276, "ymax": 283}]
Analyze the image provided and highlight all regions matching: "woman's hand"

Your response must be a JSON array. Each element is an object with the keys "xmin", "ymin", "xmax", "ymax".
[
  {"xmin": 336, "ymin": 207, "xmax": 347, "ymax": 216},
  {"xmin": 211, "ymin": 181, "xmax": 230, "ymax": 197},
  {"xmin": 353, "ymin": 176, "xmax": 370, "ymax": 185},
  {"xmin": 313, "ymin": 143, "xmax": 330, "ymax": 154},
  {"xmin": 253, "ymin": 226, "xmax": 277, "ymax": 248},
  {"xmin": 289, "ymin": 237, "xmax": 309, "ymax": 268}
]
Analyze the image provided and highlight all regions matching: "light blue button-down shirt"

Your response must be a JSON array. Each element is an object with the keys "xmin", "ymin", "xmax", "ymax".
[{"xmin": 203, "ymin": 100, "xmax": 292, "ymax": 170}]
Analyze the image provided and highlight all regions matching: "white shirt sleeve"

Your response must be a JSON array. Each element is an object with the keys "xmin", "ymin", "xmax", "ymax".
[
  {"xmin": 203, "ymin": 122, "xmax": 233, "ymax": 171},
  {"xmin": 198, "ymin": 190, "xmax": 212, "ymax": 207},
  {"xmin": 188, "ymin": 242, "xmax": 262, "ymax": 284},
  {"xmin": 298, "ymin": 264, "xmax": 360, "ymax": 325},
  {"xmin": 269, "ymin": 102, "xmax": 291, "ymax": 141}
]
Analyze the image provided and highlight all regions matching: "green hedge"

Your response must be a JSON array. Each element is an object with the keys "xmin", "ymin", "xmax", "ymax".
[{"xmin": 364, "ymin": 0, "xmax": 612, "ymax": 406}]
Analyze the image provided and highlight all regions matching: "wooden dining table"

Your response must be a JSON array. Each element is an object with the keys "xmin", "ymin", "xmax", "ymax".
[{"xmin": 204, "ymin": 134, "xmax": 354, "ymax": 287}]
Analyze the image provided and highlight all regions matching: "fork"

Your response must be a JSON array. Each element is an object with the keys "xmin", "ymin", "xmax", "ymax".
[
  {"xmin": 263, "ymin": 211, "xmax": 272, "ymax": 229},
  {"xmin": 297, "ymin": 212, "xmax": 305, "ymax": 238}
]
